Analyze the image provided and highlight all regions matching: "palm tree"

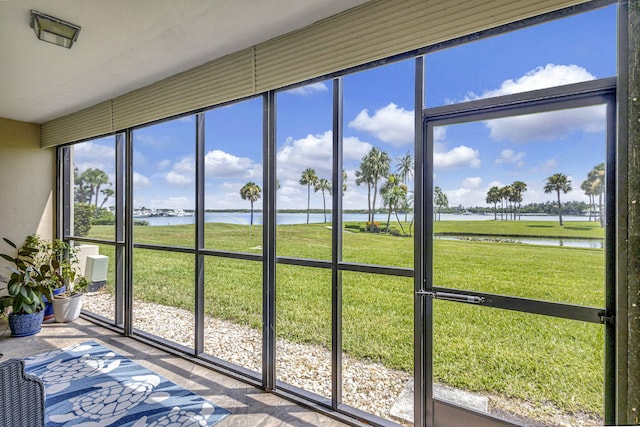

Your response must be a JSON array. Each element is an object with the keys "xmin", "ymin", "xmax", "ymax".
[
  {"xmin": 486, "ymin": 186, "xmax": 501, "ymax": 220},
  {"xmin": 75, "ymin": 167, "xmax": 111, "ymax": 207},
  {"xmin": 300, "ymin": 168, "xmax": 318, "ymax": 224},
  {"xmin": 511, "ymin": 181, "xmax": 527, "ymax": 220},
  {"xmin": 390, "ymin": 185, "xmax": 409, "ymax": 235},
  {"xmin": 499, "ymin": 185, "xmax": 514, "ymax": 220},
  {"xmin": 355, "ymin": 166, "xmax": 373, "ymax": 222},
  {"xmin": 544, "ymin": 173, "xmax": 572, "ymax": 226},
  {"xmin": 239, "ymin": 181, "xmax": 261, "ymax": 226},
  {"xmin": 356, "ymin": 147, "xmax": 391, "ymax": 223},
  {"xmin": 99, "ymin": 186, "xmax": 115, "ymax": 209},
  {"xmin": 588, "ymin": 163, "xmax": 605, "ymax": 227},
  {"xmin": 81, "ymin": 168, "xmax": 110, "ymax": 208},
  {"xmin": 381, "ymin": 174, "xmax": 398, "ymax": 231},
  {"xmin": 342, "ymin": 170, "xmax": 348, "ymax": 194},
  {"xmin": 580, "ymin": 178, "xmax": 596, "ymax": 221},
  {"xmin": 395, "ymin": 152, "xmax": 413, "ymax": 221},
  {"xmin": 314, "ymin": 178, "xmax": 332, "ymax": 223},
  {"xmin": 434, "ymin": 186, "xmax": 448, "ymax": 221}
]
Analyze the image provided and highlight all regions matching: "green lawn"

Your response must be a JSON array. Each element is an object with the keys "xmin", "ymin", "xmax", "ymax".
[{"xmin": 86, "ymin": 220, "xmax": 606, "ymax": 417}]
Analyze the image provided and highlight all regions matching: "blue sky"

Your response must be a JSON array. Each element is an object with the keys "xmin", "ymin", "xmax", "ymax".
[{"xmin": 73, "ymin": 3, "xmax": 617, "ymax": 212}]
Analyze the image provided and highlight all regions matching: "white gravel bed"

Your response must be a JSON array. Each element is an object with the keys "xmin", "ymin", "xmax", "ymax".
[
  {"xmin": 83, "ymin": 292, "xmax": 410, "ymax": 421},
  {"xmin": 83, "ymin": 292, "xmax": 602, "ymax": 426}
]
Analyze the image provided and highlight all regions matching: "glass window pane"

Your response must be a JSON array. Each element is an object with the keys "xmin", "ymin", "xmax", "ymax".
[
  {"xmin": 132, "ymin": 248, "xmax": 195, "ymax": 349},
  {"xmin": 132, "ymin": 116, "xmax": 196, "ymax": 247},
  {"xmin": 204, "ymin": 97, "xmax": 263, "ymax": 253},
  {"xmin": 425, "ymin": 4, "xmax": 616, "ymax": 108},
  {"xmin": 276, "ymin": 265, "xmax": 332, "ymax": 399},
  {"xmin": 432, "ymin": 105, "xmax": 606, "ymax": 307},
  {"xmin": 70, "ymin": 136, "xmax": 117, "ymax": 239},
  {"xmin": 433, "ymin": 302, "xmax": 604, "ymax": 425},
  {"xmin": 343, "ymin": 59, "xmax": 414, "ymax": 267},
  {"xmin": 276, "ymin": 81, "xmax": 333, "ymax": 260},
  {"xmin": 204, "ymin": 257, "xmax": 262, "ymax": 374},
  {"xmin": 342, "ymin": 272, "xmax": 413, "ymax": 422}
]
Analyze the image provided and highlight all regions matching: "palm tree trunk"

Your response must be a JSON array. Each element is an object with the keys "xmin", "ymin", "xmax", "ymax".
[
  {"xmin": 493, "ymin": 203, "xmax": 497, "ymax": 220},
  {"xmin": 371, "ymin": 181, "xmax": 378, "ymax": 223},
  {"xmin": 598, "ymin": 191, "xmax": 604, "ymax": 228},
  {"xmin": 306, "ymin": 184, "xmax": 311, "ymax": 224},
  {"xmin": 386, "ymin": 207, "xmax": 392, "ymax": 232},
  {"xmin": 322, "ymin": 191, "xmax": 327, "ymax": 223},
  {"xmin": 395, "ymin": 210, "xmax": 406, "ymax": 235},
  {"xmin": 557, "ymin": 191, "xmax": 563, "ymax": 226},
  {"xmin": 250, "ymin": 201, "xmax": 254, "ymax": 226},
  {"xmin": 367, "ymin": 185, "xmax": 372, "ymax": 223},
  {"xmin": 94, "ymin": 184, "xmax": 101, "ymax": 208}
]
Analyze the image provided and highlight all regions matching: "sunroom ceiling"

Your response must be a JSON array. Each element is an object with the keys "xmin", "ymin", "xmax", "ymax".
[{"xmin": 0, "ymin": 0, "xmax": 370, "ymax": 125}]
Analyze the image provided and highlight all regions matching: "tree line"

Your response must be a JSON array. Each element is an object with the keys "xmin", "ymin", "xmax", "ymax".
[
  {"xmin": 239, "ymin": 148, "xmax": 414, "ymax": 235},
  {"xmin": 485, "ymin": 163, "xmax": 605, "ymax": 227}
]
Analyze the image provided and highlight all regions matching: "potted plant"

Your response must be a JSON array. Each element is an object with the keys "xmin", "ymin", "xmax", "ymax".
[
  {"xmin": 0, "ymin": 236, "xmax": 55, "ymax": 337},
  {"xmin": 51, "ymin": 261, "xmax": 89, "ymax": 323},
  {"xmin": 25, "ymin": 235, "xmax": 68, "ymax": 322},
  {"xmin": 20, "ymin": 235, "xmax": 89, "ymax": 323}
]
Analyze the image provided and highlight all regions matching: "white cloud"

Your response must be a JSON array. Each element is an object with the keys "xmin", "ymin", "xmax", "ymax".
[
  {"xmin": 433, "ymin": 126, "xmax": 447, "ymax": 143},
  {"xmin": 204, "ymin": 150, "xmax": 260, "ymax": 179},
  {"xmin": 486, "ymin": 106, "xmax": 605, "ymax": 142},
  {"xmin": 133, "ymin": 172, "xmax": 150, "ymax": 187},
  {"xmin": 529, "ymin": 158, "xmax": 558, "ymax": 174},
  {"xmin": 277, "ymin": 131, "xmax": 372, "ymax": 179},
  {"xmin": 73, "ymin": 142, "xmax": 116, "ymax": 173},
  {"xmin": 495, "ymin": 149, "xmax": 525, "ymax": 165},
  {"xmin": 476, "ymin": 64, "xmax": 596, "ymax": 99},
  {"xmin": 434, "ymin": 145, "xmax": 481, "ymax": 169},
  {"xmin": 157, "ymin": 159, "xmax": 171, "ymax": 170},
  {"xmin": 166, "ymin": 171, "xmax": 192, "ymax": 185},
  {"xmin": 286, "ymin": 82, "xmax": 329, "ymax": 96},
  {"xmin": 275, "ymin": 131, "xmax": 371, "ymax": 209},
  {"xmin": 220, "ymin": 182, "xmax": 241, "ymax": 191},
  {"xmin": 348, "ymin": 103, "xmax": 413, "ymax": 146},
  {"xmin": 473, "ymin": 64, "xmax": 605, "ymax": 142},
  {"xmin": 461, "ymin": 177, "xmax": 482, "ymax": 189},
  {"xmin": 174, "ymin": 157, "xmax": 195, "ymax": 173}
]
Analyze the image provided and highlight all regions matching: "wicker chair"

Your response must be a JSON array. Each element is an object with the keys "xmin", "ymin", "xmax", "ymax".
[{"xmin": 0, "ymin": 358, "xmax": 45, "ymax": 427}]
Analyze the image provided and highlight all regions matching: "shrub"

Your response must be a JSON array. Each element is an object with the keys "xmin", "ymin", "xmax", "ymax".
[
  {"xmin": 73, "ymin": 203, "xmax": 94, "ymax": 236},
  {"xmin": 366, "ymin": 221, "xmax": 381, "ymax": 233},
  {"xmin": 91, "ymin": 208, "xmax": 115, "ymax": 225}
]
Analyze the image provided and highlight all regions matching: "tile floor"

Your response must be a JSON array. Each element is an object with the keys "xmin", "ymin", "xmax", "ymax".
[{"xmin": 0, "ymin": 317, "xmax": 351, "ymax": 427}]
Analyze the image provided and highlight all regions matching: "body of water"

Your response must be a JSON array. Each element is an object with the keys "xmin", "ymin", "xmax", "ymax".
[
  {"xmin": 435, "ymin": 234, "xmax": 604, "ymax": 249},
  {"xmin": 138, "ymin": 212, "xmax": 592, "ymax": 227}
]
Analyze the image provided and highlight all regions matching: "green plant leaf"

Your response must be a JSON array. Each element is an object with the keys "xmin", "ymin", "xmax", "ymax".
[
  {"xmin": 0, "ymin": 253, "xmax": 15, "ymax": 263},
  {"xmin": 8, "ymin": 282, "xmax": 20, "ymax": 296},
  {"xmin": 2, "ymin": 238, "xmax": 17, "ymax": 249}
]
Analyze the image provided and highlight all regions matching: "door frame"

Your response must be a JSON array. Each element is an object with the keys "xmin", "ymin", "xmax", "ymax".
[{"xmin": 415, "ymin": 77, "xmax": 617, "ymax": 427}]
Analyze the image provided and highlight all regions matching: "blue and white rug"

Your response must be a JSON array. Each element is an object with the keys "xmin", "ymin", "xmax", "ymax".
[{"xmin": 24, "ymin": 341, "xmax": 230, "ymax": 426}]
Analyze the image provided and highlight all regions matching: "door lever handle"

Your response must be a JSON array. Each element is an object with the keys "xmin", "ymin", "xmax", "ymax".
[{"xmin": 416, "ymin": 290, "xmax": 485, "ymax": 304}]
